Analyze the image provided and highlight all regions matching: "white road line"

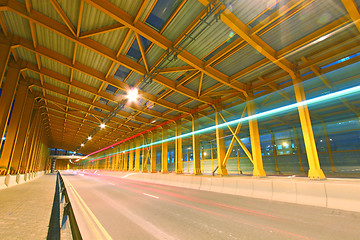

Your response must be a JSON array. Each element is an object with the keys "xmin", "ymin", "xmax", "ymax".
[{"xmin": 142, "ymin": 193, "xmax": 159, "ymax": 199}]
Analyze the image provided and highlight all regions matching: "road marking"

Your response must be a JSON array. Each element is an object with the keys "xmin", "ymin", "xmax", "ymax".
[
  {"xmin": 79, "ymin": 173, "xmax": 84, "ymax": 176},
  {"xmin": 63, "ymin": 177, "xmax": 113, "ymax": 240},
  {"xmin": 142, "ymin": 193, "xmax": 159, "ymax": 199},
  {"xmin": 122, "ymin": 173, "xmax": 137, "ymax": 178}
]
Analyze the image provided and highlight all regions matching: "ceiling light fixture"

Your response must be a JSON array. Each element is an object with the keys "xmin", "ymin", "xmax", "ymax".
[
  {"xmin": 88, "ymin": 136, "xmax": 92, "ymax": 140},
  {"xmin": 100, "ymin": 123, "xmax": 106, "ymax": 129},
  {"xmin": 127, "ymin": 88, "xmax": 139, "ymax": 102}
]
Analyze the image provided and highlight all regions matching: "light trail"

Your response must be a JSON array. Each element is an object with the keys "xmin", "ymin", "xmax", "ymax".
[{"xmin": 81, "ymin": 84, "xmax": 360, "ymax": 163}]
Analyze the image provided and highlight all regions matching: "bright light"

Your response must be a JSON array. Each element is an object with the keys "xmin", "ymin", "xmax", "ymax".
[
  {"xmin": 282, "ymin": 142, "xmax": 289, "ymax": 147},
  {"xmin": 204, "ymin": 152, "xmax": 207, "ymax": 156},
  {"xmin": 74, "ymin": 152, "xmax": 76, "ymax": 154},
  {"xmin": 81, "ymin": 143, "xmax": 84, "ymax": 147},
  {"xmin": 127, "ymin": 88, "xmax": 139, "ymax": 102},
  {"xmin": 1, "ymin": 137, "xmax": 5, "ymax": 140},
  {"xmin": 151, "ymin": 120, "xmax": 156, "ymax": 123},
  {"xmin": 100, "ymin": 123, "xmax": 106, "ymax": 129},
  {"xmin": 88, "ymin": 136, "xmax": 92, "ymax": 140}
]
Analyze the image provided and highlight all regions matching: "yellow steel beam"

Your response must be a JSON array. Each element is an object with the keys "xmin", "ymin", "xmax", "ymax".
[
  {"xmin": 161, "ymin": 127, "xmax": 169, "ymax": 173},
  {"xmin": 192, "ymin": 113, "xmax": 201, "ymax": 175},
  {"xmin": 49, "ymin": 0, "xmax": 76, "ymax": 36},
  {"xmin": 82, "ymin": 0, "xmax": 247, "ymax": 95},
  {"xmin": 79, "ymin": 23, "xmax": 126, "ymax": 39},
  {"xmin": 6, "ymin": 1, "xmax": 212, "ymax": 106},
  {"xmin": 341, "ymin": 0, "xmax": 360, "ymax": 32}
]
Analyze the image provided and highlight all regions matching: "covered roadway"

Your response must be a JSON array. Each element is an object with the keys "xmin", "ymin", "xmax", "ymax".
[{"xmin": 1, "ymin": 0, "xmax": 360, "ymax": 239}]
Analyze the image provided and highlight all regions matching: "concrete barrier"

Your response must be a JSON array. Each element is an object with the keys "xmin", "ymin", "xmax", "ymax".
[
  {"xmin": 0, "ymin": 175, "xmax": 6, "ymax": 189},
  {"xmin": 190, "ymin": 176, "xmax": 201, "ymax": 190},
  {"xmin": 236, "ymin": 179, "xmax": 253, "ymax": 197},
  {"xmin": 200, "ymin": 177, "xmax": 212, "ymax": 191},
  {"xmin": 272, "ymin": 180, "xmax": 297, "ymax": 203},
  {"xmin": 252, "ymin": 179, "xmax": 273, "ymax": 200},
  {"xmin": 5, "ymin": 175, "xmax": 17, "ymax": 187},
  {"xmin": 222, "ymin": 178, "xmax": 238, "ymax": 195},
  {"xmin": 325, "ymin": 182, "xmax": 360, "ymax": 212},
  {"xmin": 296, "ymin": 181, "xmax": 327, "ymax": 207},
  {"xmin": 210, "ymin": 178, "xmax": 224, "ymax": 193}
]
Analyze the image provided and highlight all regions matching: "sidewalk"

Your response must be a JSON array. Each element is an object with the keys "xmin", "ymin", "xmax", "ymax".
[{"xmin": 0, "ymin": 174, "xmax": 57, "ymax": 240}]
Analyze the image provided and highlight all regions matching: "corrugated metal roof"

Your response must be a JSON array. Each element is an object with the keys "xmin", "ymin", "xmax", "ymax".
[
  {"xmin": 57, "ymin": 0, "xmax": 81, "ymax": 28},
  {"xmin": 214, "ymin": 44, "xmax": 265, "ymax": 77},
  {"xmin": 43, "ymin": 75, "xmax": 68, "ymax": 90},
  {"xmin": 80, "ymin": 2, "xmax": 117, "ymax": 32},
  {"xmin": 71, "ymin": 86, "xmax": 95, "ymax": 100},
  {"xmin": 45, "ymin": 89, "xmax": 67, "ymax": 101},
  {"xmin": 185, "ymin": 74, "xmax": 218, "ymax": 91},
  {"xmin": 125, "ymin": 71, "xmax": 142, "ymax": 87},
  {"xmin": 32, "ymin": 0, "xmax": 64, "ymax": 24},
  {"xmin": 2, "ymin": 11, "xmax": 32, "ymax": 40},
  {"xmin": 16, "ymin": 48, "xmax": 37, "ymax": 64},
  {"xmin": 261, "ymin": 0, "xmax": 347, "ymax": 52},
  {"xmin": 90, "ymin": 29, "xmax": 127, "ymax": 51},
  {"xmin": 69, "ymin": 97, "xmax": 90, "ymax": 109},
  {"xmin": 36, "ymin": 24, "xmax": 74, "ymax": 59},
  {"xmin": 162, "ymin": 0, "xmax": 204, "ymax": 41},
  {"xmin": 41, "ymin": 56, "xmax": 72, "ymax": 78},
  {"xmin": 76, "ymin": 45, "xmax": 112, "ymax": 74},
  {"xmin": 165, "ymin": 92, "xmax": 189, "ymax": 105},
  {"xmin": 73, "ymin": 70, "xmax": 102, "ymax": 90},
  {"xmin": 141, "ymin": 80, "xmax": 166, "ymax": 96},
  {"xmin": 184, "ymin": 19, "xmax": 234, "ymax": 60},
  {"xmin": 231, "ymin": 0, "xmax": 269, "ymax": 25}
]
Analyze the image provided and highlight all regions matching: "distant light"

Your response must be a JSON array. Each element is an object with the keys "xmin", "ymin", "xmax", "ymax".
[
  {"xmin": 187, "ymin": 147, "xmax": 192, "ymax": 150},
  {"xmin": 330, "ymin": 138, "xmax": 333, "ymax": 141},
  {"xmin": 204, "ymin": 152, "xmax": 207, "ymax": 156},
  {"xmin": 88, "ymin": 136, "xmax": 92, "ymax": 140},
  {"xmin": 81, "ymin": 143, "xmax": 84, "ymax": 147},
  {"xmin": 317, "ymin": 36, "xmax": 328, "ymax": 42},
  {"xmin": 282, "ymin": 142, "xmax": 289, "ymax": 147},
  {"xmin": 1, "ymin": 137, "xmax": 5, "ymax": 140},
  {"xmin": 74, "ymin": 152, "xmax": 76, "ymax": 154},
  {"xmin": 151, "ymin": 120, "xmax": 156, "ymax": 123},
  {"xmin": 320, "ymin": 139, "xmax": 323, "ymax": 143},
  {"xmin": 127, "ymin": 88, "xmax": 139, "ymax": 102},
  {"xmin": 100, "ymin": 123, "xmax": 106, "ymax": 129}
]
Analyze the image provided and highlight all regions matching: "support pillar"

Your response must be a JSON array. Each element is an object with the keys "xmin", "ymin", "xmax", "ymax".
[
  {"xmin": 128, "ymin": 140, "xmax": 134, "ymax": 171},
  {"xmin": 123, "ymin": 143, "xmax": 128, "ymax": 171},
  {"xmin": 192, "ymin": 113, "xmax": 201, "ymax": 175},
  {"xmin": 0, "ymin": 40, "xmax": 11, "ymax": 86},
  {"xmin": 215, "ymin": 107, "xmax": 228, "ymax": 176},
  {"xmin": 175, "ymin": 120, "xmax": 183, "ymax": 173},
  {"xmin": 24, "ymin": 110, "xmax": 41, "ymax": 173},
  {"xmin": 0, "ymin": 82, "xmax": 28, "ymax": 174},
  {"xmin": 134, "ymin": 138, "xmax": 140, "ymax": 172},
  {"xmin": 142, "ymin": 135, "xmax": 149, "ymax": 173},
  {"xmin": 161, "ymin": 127, "xmax": 168, "ymax": 173},
  {"xmin": 150, "ymin": 131, "xmax": 157, "ymax": 173},
  {"xmin": 293, "ymin": 77, "xmax": 325, "ymax": 179},
  {"xmin": 247, "ymin": 94, "xmax": 266, "ymax": 177},
  {"xmin": 0, "ymin": 65, "xmax": 21, "ymax": 146}
]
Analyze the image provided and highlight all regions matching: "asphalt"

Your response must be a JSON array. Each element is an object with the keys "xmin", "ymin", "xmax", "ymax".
[{"xmin": 60, "ymin": 171, "xmax": 360, "ymax": 240}]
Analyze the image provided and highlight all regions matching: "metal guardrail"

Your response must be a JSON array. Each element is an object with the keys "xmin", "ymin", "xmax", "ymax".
[{"xmin": 58, "ymin": 172, "xmax": 82, "ymax": 240}]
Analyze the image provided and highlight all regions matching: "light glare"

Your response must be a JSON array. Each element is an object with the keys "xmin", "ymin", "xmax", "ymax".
[
  {"xmin": 100, "ymin": 123, "xmax": 106, "ymax": 129},
  {"xmin": 88, "ymin": 136, "xmax": 92, "ymax": 140},
  {"xmin": 127, "ymin": 88, "xmax": 139, "ymax": 102}
]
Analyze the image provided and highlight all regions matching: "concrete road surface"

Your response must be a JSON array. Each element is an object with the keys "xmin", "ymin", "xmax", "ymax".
[{"xmin": 62, "ymin": 171, "xmax": 360, "ymax": 240}]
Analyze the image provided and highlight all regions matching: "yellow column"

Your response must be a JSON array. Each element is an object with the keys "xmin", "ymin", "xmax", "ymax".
[
  {"xmin": 150, "ymin": 131, "xmax": 157, "ymax": 173},
  {"xmin": 128, "ymin": 141, "xmax": 134, "ymax": 171},
  {"xmin": 135, "ymin": 138, "xmax": 140, "ymax": 172},
  {"xmin": 142, "ymin": 135, "xmax": 149, "ymax": 173},
  {"xmin": 161, "ymin": 127, "xmax": 168, "ymax": 173},
  {"xmin": 247, "ymin": 94, "xmax": 266, "ymax": 177},
  {"xmin": 0, "ymin": 40, "xmax": 11, "ymax": 87},
  {"xmin": 175, "ymin": 120, "xmax": 183, "ymax": 173},
  {"xmin": 293, "ymin": 77, "xmax": 325, "ymax": 179},
  {"xmin": 0, "ymin": 65, "xmax": 21, "ymax": 146},
  {"xmin": 123, "ymin": 143, "xmax": 128, "ymax": 171},
  {"xmin": 215, "ymin": 106, "xmax": 228, "ymax": 175},
  {"xmin": 25, "ymin": 110, "xmax": 41, "ymax": 173},
  {"xmin": 270, "ymin": 130, "xmax": 280, "ymax": 172},
  {"xmin": 192, "ymin": 113, "xmax": 201, "ymax": 175},
  {"xmin": 0, "ymin": 82, "xmax": 28, "ymax": 174}
]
